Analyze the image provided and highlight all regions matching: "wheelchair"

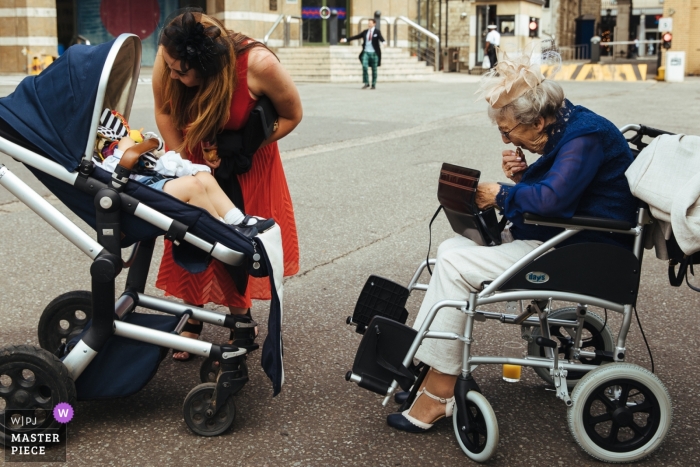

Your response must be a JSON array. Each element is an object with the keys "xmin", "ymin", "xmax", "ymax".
[{"xmin": 345, "ymin": 124, "xmax": 676, "ymax": 463}]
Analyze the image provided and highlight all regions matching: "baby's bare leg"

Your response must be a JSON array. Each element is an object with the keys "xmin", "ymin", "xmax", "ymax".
[
  {"xmin": 162, "ymin": 176, "xmax": 219, "ymax": 217},
  {"xmin": 194, "ymin": 171, "xmax": 235, "ymax": 218}
]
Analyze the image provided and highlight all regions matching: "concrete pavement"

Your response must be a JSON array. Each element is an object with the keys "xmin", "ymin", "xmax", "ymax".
[{"xmin": 1, "ymin": 75, "xmax": 700, "ymax": 466}]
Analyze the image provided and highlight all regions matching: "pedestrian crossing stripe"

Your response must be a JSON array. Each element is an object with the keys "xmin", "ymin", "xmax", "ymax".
[{"xmin": 541, "ymin": 64, "xmax": 647, "ymax": 81}]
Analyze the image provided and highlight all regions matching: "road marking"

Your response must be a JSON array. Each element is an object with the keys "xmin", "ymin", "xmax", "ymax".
[
  {"xmin": 281, "ymin": 112, "xmax": 484, "ymax": 161},
  {"xmin": 542, "ymin": 63, "xmax": 648, "ymax": 81}
]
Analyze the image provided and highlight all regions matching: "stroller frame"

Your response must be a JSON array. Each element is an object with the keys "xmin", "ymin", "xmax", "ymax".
[
  {"xmin": 347, "ymin": 124, "xmax": 674, "ymax": 463},
  {"xmin": 0, "ymin": 34, "xmax": 263, "ymax": 440}
]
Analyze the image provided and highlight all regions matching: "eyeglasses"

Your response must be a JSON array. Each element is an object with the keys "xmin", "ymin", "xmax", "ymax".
[{"xmin": 499, "ymin": 122, "xmax": 522, "ymax": 141}]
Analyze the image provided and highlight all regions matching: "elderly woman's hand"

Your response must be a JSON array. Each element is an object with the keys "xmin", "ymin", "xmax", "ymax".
[
  {"xmin": 476, "ymin": 182, "xmax": 501, "ymax": 210},
  {"xmin": 501, "ymin": 148, "xmax": 528, "ymax": 183}
]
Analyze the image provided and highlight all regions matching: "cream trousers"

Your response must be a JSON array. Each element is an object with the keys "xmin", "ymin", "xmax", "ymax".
[{"xmin": 413, "ymin": 235, "xmax": 542, "ymax": 375}]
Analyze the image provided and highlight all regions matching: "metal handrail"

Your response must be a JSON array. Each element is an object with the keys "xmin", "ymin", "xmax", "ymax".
[
  {"xmin": 263, "ymin": 14, "xmax": 286, "ymax": 45},
  {"xmin": 356, "ymin": 17, "xmax": 391, "ymax": 42},
  {"xmin": 393, "ymin": 16, "xmax": 439, "ymax": 71},
  {"xmin": 284, "ymin": 15, "xmax": 303, "ymax": 47}
]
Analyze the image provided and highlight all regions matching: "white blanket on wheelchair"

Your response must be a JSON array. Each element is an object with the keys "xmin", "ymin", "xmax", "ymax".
[{"xmin": 625, "ymin": 134, "xmax": 700, "ymax": 256}]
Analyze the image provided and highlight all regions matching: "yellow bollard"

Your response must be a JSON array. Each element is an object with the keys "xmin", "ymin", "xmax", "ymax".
[
  {"xmin": 30, "ymin": 56, "xmax": 42, "ymax": 75},
  {"xmin": 42, "ymin": 55, "xmax": 54, "ymax": 70},
  {"xmin": 656, "ymin": 66, "xmax": 665, "ymax": 81}
]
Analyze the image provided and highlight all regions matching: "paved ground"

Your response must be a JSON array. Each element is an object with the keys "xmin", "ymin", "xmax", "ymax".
[{"xmin": 1, "ymin": 73, "xmax": 700, "ymax": 466}]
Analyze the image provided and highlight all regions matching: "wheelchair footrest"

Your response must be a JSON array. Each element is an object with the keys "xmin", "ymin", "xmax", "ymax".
[
  {"xmin": 349, "ymin": 316, "xmax": 418, "ymax": 395},
  {"xmin": 347, "ymin": 275, "xmax": 410, "ymax": 334}
]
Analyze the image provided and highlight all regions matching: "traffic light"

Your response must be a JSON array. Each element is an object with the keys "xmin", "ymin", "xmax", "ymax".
[
  {"xmin": 662, "ymin": 32, "xmax": 672, "ymax": 49},
  {"xmin": 528, "ymin": 18, "xmax": 539, "ymax": 38}
]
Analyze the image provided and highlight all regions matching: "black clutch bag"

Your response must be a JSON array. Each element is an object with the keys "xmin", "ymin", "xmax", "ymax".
[
  {"xmin": 437, "ymin": 163, "xmax": 502, "ymax": 246},
  {"xmin": 217, "ymin": 95, "xmax": 279, "ymax": 175}
]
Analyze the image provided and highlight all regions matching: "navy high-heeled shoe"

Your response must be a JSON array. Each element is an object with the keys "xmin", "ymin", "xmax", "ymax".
[{"xmin": 386, "ymin": 388, "xmax": 455, "ymax": 433}]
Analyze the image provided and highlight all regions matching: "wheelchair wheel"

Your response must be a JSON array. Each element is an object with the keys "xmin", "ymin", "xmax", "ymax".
[
  {"xmin": 0, "ymin": 345, "xmax": 76, "ymax": 447},
  {"xmin": 453, "ymin": 391, "xmax": 499, "ymax": 462},
  {"xmin": 199, "ymin": 357, "xmax": 219, "ymax": 383},
  {"xmin": 568, "ymin": 363, "xmax": 672, "ymax": 463},
  {"xmin": 38, "ymin": 291, "xmax": 92, "ymax": 354},
  {"xmin": 183, "ymin": 383, "xmax": 236, "ymax": 436},
  {"xmin": 528, "ymin": 307, "xmax": 613, "ymax": 388}
]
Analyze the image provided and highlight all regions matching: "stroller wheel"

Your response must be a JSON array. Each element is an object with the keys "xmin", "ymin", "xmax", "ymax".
[
  {"xmin": 528, "ymin": 307, "xmax": 614, "ymax": 388},
  {"xmin": 452, "ymin": 391, "xmax": 499, "ymax": 462},
  {"xmin": 0, "ymin": 345, "xmax": 76, "ymax": 447},
  {"xmin": 568, "ymin": 363, "xmax": 672, "ymax": 463},
  {"xmin": 199, "ymin": 357, "xmax": 219, "ymax": 383},
  {"xmin": 183, "ymin": 383, "xmax": 236, "ymax": 436},
  {"xmin": 38, "ymin": 291, "xmax": 93, "ymax": 355}
]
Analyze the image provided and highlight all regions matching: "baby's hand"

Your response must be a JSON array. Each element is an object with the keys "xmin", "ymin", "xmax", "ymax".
[{"xmin": 117, "ymin": 136, "xmax": 136, "ymax": 150}]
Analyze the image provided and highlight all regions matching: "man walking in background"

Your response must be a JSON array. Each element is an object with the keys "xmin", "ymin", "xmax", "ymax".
[
  {"xmin": 484, "ymin": 24, "xmax": 500, "ymax": 69},
  {"xmin": 341, "ymin": 19, "xmax": 385, "ymax": 89}
]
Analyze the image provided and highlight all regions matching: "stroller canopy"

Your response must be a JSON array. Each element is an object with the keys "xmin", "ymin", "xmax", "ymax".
[{"xmin": 0, "ymin": 35, "xmax": 140, "ymax": 172}]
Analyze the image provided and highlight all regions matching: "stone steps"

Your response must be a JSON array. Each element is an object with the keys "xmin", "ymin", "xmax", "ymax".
[{"xmin": 273, "ymin": 45, "xmax": 434, "ymax": 82}]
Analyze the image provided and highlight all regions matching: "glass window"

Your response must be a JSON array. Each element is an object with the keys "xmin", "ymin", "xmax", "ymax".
[{"xmin": 498, "ymin": 16, "xmax": 515, "ymax": 36}]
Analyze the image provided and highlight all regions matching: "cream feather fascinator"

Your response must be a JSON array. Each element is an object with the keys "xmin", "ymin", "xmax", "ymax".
[{"xmin": 477, "ymin": 43, "xmax": 561, "ymax": 109}]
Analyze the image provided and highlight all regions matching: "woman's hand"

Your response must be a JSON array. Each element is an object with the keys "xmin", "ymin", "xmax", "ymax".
[
  {"xmin": 476, "ymin": 183, "xmax": 501, "ymax": 210},
  {"xmin": 501, "ymin": 148, "xmax": 528, "ymax": 183}
]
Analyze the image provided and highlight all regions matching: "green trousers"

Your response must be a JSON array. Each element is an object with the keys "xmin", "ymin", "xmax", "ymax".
[{"xmin": 362, "ymin": 52, "xmax": 378, "ymax": 86}]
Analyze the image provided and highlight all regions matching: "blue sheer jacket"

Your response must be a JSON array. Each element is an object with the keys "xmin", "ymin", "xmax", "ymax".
[{"xmin": 495, "ymin": 99, "xmax": 637, "ymax": 249}]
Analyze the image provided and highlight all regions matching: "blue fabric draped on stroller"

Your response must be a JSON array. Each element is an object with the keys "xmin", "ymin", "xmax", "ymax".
[{"xmin": 0, "ymin": 34, "xmax": 285, "ymax": 440}]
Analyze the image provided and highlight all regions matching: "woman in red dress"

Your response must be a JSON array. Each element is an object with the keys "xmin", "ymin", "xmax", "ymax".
[{"xmin": 152, "ymin": 11, "xmax": 301, "ymax": 360}]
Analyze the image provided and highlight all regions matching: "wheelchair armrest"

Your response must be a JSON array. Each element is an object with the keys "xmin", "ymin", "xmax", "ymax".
[{"xmin": 523, "ymin": 213, "xmax": 634, "ymax": 231}]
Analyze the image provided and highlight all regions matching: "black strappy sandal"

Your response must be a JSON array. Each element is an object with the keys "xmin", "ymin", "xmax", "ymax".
[{"xmin": 173, "ymin": 319, "xmax": 204, "ymax": 362}]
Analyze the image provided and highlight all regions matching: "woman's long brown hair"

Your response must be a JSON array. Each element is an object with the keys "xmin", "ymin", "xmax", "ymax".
[{"xmin": 159, "ymin": 12, "xmax": 270, "ymax": 154}]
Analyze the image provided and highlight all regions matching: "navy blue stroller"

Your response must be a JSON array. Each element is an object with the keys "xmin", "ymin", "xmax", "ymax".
[{"xmin": 0, "ymin": 35, "xmax": 286, "ymax": 442}]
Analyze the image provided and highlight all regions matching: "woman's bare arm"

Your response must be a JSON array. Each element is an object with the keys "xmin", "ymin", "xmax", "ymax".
[
  {"xmin": 246, "ymin": 47, "xmax": 303, "ymax": 146},
  {"xmin": 152, "ymin": 48, "xmax": 185, "ymax": 154}
]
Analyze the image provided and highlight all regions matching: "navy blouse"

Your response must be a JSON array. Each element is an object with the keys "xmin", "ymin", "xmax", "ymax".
[{"xmin": 495, "ymin": 100, "xmax": 637, "ymax": 249}]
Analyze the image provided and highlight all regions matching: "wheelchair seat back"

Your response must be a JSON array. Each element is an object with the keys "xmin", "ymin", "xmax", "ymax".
[{"xmin": 498, "ymin": 243, "xmax": 642, "ymax": 305}]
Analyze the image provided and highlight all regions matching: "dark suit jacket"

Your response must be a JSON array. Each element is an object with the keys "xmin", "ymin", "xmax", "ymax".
[{"xmin": 347, "ymin": 28, "xmax": 385, "ymax": 66}]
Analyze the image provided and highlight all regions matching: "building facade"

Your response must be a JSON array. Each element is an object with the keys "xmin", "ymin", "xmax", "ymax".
[
  {"xmin": 662, "ymin": 0, "xmax": 700, "ymax": 74},
  {"xmin": 12, "ymin": 0, "xmax": 698, "ymax": 76}
]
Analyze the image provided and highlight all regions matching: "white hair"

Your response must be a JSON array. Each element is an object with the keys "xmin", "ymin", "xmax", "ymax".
[{"xmin": 487, "ymin": 79, "xmax": 565, "ymax": 125}]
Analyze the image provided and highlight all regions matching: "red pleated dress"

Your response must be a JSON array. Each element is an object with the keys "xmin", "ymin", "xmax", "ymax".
[{"xmin": 156, "ymin": 51, "xmax": 300, "ymax": 308}]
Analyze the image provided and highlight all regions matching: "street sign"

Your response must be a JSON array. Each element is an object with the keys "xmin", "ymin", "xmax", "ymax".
[{"xmin": 658, "ymin": 17, "xmax": 673, "ymax": 32}]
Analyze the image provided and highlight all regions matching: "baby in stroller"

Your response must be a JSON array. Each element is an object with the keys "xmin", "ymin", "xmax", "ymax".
[{"xmin": 95, "ymin": 109, "xmax": 274, "ymax": 236}]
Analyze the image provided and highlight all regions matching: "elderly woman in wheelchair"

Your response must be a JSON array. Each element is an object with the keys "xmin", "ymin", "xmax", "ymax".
[
  {"xmin": 389, "ymin": 50, "xmax": 639, "ymax": 433},
  {"xmin": 346, "ymin": 48, "xmax": 673, "ymax": 463}
]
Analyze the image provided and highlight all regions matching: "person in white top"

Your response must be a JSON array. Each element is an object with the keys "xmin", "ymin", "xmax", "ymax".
[{"xmin": 484, "ymin": 24, "xmax": 500, "ymax": 69}]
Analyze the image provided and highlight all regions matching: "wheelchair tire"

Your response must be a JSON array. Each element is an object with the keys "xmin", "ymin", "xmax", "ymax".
[
  {"xmin": 453, "ymin": 391, "xmax": 499, "ymax": 462},
  {"xmin": 528, "ymin": 307, "xmax": 614, "ymax": 388},
  {"xmin": 183, "ymin": 383, "xmax": 236, "ymax": 437},
  {"xmin": 0, "ymin": 345, "xmax": 76, "ymax": 447},
  {"xmin": 568, "ymin": 363, "xmax": 672, "ymax": 463},
  {"xmin": 38, "ymin": 291, "xmax": 93, "ymax": 354}
]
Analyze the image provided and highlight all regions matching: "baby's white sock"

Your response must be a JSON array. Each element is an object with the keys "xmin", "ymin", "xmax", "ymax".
[{"xmin": 224, "ymin": 208, "xmax": 245, "ymax": 226}]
